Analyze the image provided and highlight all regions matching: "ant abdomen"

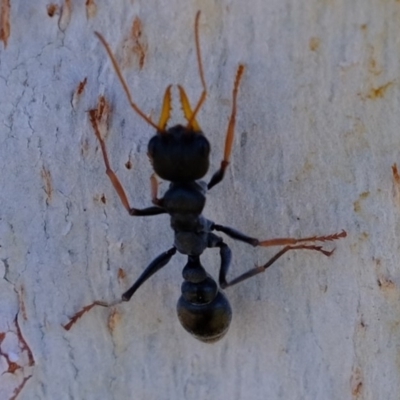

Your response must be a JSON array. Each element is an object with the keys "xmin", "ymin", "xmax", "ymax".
[
  {"xmin": 176, "ymin": 256, "xmax": 232, "ymax": 343},
  {"xmin": 177, "ymin": 290, "xmax": 232, "ymax": 343}
]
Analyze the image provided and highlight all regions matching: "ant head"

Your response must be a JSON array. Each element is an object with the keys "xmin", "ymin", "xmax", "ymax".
[{"xmin": 148, "ymin": 125, "xmax": 210, "ymax": 182}]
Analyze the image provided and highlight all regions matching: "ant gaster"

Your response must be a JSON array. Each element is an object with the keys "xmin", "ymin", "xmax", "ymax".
[{"xmin": 65, "ymin": 12, "xmax": 346, "ymax": 342}]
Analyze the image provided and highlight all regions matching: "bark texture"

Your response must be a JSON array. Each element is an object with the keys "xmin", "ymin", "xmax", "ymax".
[{"xmin": 1, "ymin": 1, "xmax": 399, "ymax": 399}]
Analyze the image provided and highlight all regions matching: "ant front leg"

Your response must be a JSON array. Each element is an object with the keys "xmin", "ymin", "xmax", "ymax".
[
  {"xmin": 213, "ymin": 224, "xmax": 347, "ymax": 248},
  {"xmin": 208, "ymin": 65, "xmax": 245, "ymax": 190},
  {"xmin": 212, "ymin": 224, "xmax": 259, "ymax": 246},
  {"xmin": 89, "ymin": 110, "xmax": 167, "ymax": 217}
]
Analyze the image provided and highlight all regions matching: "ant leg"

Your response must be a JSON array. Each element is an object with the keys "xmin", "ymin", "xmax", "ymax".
[
  {"xmin": 212, "ymin": 224, "xmax": 259, "ymax": 246},
  {"xmin": 220, "ymin": 244, "xmax": 334, "ymax": 289},
  {"xmin": 208, "ymin": 65, "xmax": 245, "ymax": 190},
  {"xmin": 122, "ymin": 247, "xmax": 177, "ymax": 301},
  {"xmin": 217, "ymin": 242, "xmax": 232, "ymax": 289},
  {"xmin": 63, "ymin": 248, "xmax": 176, "ymax": 330},
  {"xmin": 206, "ymin": 233, "xmax": 333, "ymax": 289},
  {"xmin": 258, "ymin": 230, "xmax": 347, "ymax": 248},
  {"xmin": 89, "ymin": 110, "xmax": 167, "ymax": 217},
  {"xmin": 209, "ymin": 228, "xmax": 346, "ymax": 288},
  {"xmin": 207, "ymin": 233, "xmax": 232, "ymax": 289},
  {"xmin": 94, "ymin": 32, "xmax": 161, "ymax": 131},
  {"xmin": 213, "ymin": 224, "xmax": 347, "ymax": 248}
]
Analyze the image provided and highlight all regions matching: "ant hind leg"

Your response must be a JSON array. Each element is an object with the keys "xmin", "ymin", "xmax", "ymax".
[
  {"xmin": 211, "ymin": 227, "xmax": 346, "ymax": 288},
  {"xmin": 221, "ymin": 244, "xmax": 334, "ymax": 289}
]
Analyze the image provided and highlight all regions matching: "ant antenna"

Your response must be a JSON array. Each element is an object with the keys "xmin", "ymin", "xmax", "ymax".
[
  {"xmin": 94, "ymin": 32, "xmax": 162, "ymax": 131},
  {"xmin": 187, "ymin": 11, "xmax": 207, "ymax": 129}
]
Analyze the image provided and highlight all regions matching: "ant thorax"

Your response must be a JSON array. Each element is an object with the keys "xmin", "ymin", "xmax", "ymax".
[
  {"xmin": 173, "ymin": 216, "xmax": 213, "ymax": 256},
  {"xmin": 160, "ymin": 179, "xmax": 210, "ymax": 256}
]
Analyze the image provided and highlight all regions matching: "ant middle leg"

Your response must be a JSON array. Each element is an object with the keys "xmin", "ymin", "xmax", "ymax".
[
  {"xmin": 210, "ymin": 226, "xmax": 347, "ymax": 288},
  {"xmin": 213, "ymin": 224, "xmax": 347, "ymax": 248},
  {"xmin": 206, "ymin": 233, "xmax": 232, "ymax": 289},
  {"xmin": 207, "ymin": 235, "xmax": 334, "ymax": 289},
  {"xmin": 212, "ymin": 224, "xmax": 259, "ymax": 246},
  {"xmin": 122, "ymin": 247, "xmax": 177, "ymax": 301}
]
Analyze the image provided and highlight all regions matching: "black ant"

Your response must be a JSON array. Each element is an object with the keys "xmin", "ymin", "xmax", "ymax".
[{"xmin": 64, "ymin": 12, "xmax": 346, "ymax": 342}]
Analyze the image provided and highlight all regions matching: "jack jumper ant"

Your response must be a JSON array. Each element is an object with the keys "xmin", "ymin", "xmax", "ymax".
[{"xmin": 64, "ymin": 11, "xmax": 346, "ymax": 342}]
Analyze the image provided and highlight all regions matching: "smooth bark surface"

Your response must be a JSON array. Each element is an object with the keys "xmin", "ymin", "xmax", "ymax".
[{"xmin": 1, "ymin": 1, "xmax": 399, "ymax": 399}]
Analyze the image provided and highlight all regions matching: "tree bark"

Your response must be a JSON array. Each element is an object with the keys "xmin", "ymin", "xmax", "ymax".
[{"xmin": 1, "ymin": 1, "xmax": 399, "ymax": 399}]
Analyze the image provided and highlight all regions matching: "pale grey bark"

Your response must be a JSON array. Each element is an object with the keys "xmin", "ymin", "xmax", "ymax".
[{"xmin": 1, "ymin": 1, "xmax": 399, "ymax": 399}]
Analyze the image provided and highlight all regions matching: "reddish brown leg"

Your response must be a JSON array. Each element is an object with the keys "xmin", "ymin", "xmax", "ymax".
[
  {"xmin": 213, "ymin": 226, "xmax": 347, "ymax": 288},
  {"xmin": 213, "ymin": 224, "xmax": 347, "ymax": 248},
  {"xmin": 258, "ymin": 230, "xmax": 347, "ymax": 248},
  {"xmin": 89, "ymin": 109, "xmax": 130, "ymax": 211},
  {"xmin": 221, "ymin": 244, "xmax": 335, "ymax": 288},
  {"xmin": 208, "ymin": 65, "xmax": 245, "ymax": 190},
  {"xmin": 89, "ymin": 109, "xmax": 166, "ymax": 217},
  {"xmin": 150, "ymin": 173, "xmax": 163, "ymax": 206}
]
